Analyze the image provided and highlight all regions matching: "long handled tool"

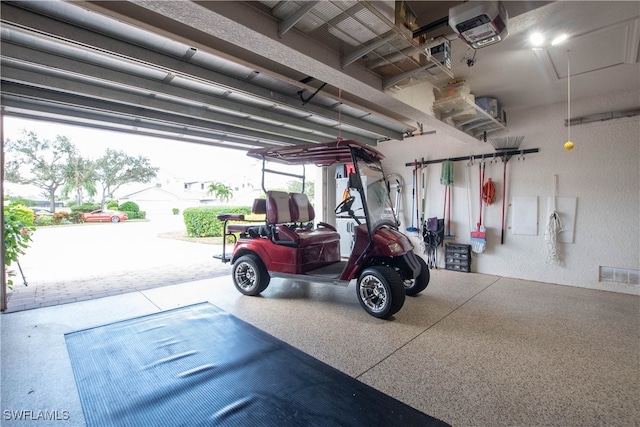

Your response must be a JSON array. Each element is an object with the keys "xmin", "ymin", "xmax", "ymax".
[
  {"xmin": 501, "ymin": 157, "xmax": 507, "ymax": 244},
  {"xmin": 471, "ymin": 161, "xmax": 487, "ymax": 253},
  {"xmin": 418, "ymin": 159, "xmax": 427, "ymax": 252},
  {"xmin": 440, "ymin": 160, "xmax": 455, "ymax": 239},
  {"xmin": 406, "ymin": 159, "xmax": 419, "ymax": 233}
]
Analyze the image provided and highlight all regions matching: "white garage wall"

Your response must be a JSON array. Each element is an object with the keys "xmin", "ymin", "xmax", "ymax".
[{"xmin": 378, "ymin": 88, "xmax": 639, "ymax": 295}]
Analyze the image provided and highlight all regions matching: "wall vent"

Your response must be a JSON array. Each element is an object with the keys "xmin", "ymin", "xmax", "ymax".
[{"xmin": 599, "ymin": 266, "xmax": 640, "ymax": 285}]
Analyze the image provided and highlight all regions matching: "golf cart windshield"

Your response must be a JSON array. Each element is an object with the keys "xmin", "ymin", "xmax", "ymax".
[{"xmin": 353, "ymin": 152, "xmax": 397, "ymax": 230}]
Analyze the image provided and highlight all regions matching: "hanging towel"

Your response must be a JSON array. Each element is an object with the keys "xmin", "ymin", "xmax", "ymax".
[{"xmin": 440, "ymin": 160, "xmax": 454, "ymax": 186}]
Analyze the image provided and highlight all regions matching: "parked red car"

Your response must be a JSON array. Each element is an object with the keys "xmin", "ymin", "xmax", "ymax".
[{"xmin": 83, "ymin": 210, "xmax": 128, "ymax": 223}]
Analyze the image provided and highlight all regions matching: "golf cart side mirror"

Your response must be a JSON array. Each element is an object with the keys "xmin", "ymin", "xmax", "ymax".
[{"xmin": 348, "ymin": 172, "xmax": 361, "ymax": 189}]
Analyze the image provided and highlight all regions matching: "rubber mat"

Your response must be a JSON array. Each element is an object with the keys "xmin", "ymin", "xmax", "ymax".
[{"xmin": 65, "ymin": 302, "xmax": 448, "ymax": 426}]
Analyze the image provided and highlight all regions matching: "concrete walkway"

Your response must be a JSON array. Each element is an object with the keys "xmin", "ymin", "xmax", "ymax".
[{"xmin": 4, "ymin": 215, "xmax": 232, "ymax": 313}]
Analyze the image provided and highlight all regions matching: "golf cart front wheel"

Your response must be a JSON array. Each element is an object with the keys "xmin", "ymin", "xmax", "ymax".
[
  {"xmin": 232, "ymin": 254, "xmax": 270, "ymax": 296},
  {"xmin": 356, "ymin": 266, "xmax": 405, "ymax": 319},
  {"xmin": 404, "ymin": 256, "xmax": 430, "ymax": 296}
]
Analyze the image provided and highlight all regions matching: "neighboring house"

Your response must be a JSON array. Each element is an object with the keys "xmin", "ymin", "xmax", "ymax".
[
  {"xmin": 117, "ymin": 186, "xmax": 184, "ymax": 215},
  {"xmin": 116, "ymin": 169, "xmax": 262, "ymax": 214}
]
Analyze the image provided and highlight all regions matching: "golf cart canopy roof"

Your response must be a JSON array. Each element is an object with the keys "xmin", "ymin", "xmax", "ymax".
[{"xmin": 247, "ymin": 140, "xmax": 385, "ymax": 166}]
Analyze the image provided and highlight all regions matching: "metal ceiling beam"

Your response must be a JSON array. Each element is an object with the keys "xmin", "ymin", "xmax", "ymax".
[
  {"xmin": 1, "ymin": 2, "xmax": 404, "ymax": 141},
  {"xmin": 278, "ymin": 1, "xmax": 319, "ymax": 38},
  {"xmin": 383, "ymin": 63, "xmax": 437, "ymax": 90},
  {"xmin": 342, "ymin": 31, "xmax": 397, "ymax": 68}
]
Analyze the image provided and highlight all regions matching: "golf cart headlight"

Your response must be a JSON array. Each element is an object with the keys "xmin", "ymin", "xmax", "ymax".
[{"xmin": 388, "ymin": 242, "xmax": 403, "ymax": 254}]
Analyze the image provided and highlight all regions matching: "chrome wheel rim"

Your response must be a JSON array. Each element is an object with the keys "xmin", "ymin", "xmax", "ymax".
[
  {"xmin": 234, "ymin": 261, "xmax": 256, "ymax": 291},
  {"xmin": 359, "ymin": 274, "xmax": 388, "ymax": 314}
]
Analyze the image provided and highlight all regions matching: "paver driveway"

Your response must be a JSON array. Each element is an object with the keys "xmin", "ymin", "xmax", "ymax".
[{"xmin": 5, "ymin": 215, "xmax": 231, "ymax": 312}]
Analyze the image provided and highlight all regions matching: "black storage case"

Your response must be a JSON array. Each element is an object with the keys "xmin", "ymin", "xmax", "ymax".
[{"xmin": 445, "ymin": 243, "xmax": 472, "ymax": 272}]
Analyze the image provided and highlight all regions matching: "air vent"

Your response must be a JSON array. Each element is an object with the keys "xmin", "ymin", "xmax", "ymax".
[{"xmin": 599, "ymin": 266, "xmax": 640, "ymax": 285}]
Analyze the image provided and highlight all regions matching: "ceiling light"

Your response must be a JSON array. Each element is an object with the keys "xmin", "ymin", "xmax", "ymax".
[
  {"xmin": 551, "ymin": 34, "xmax": 568, "ymax": 46},
  {"xmin": 530, "ymin": 33, "xmax": 545, "ymax": 47}
]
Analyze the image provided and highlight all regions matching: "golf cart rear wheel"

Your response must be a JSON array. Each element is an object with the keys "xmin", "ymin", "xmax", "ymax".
[
  {"xmin": 404, "ymin": 256, "xmax": 430, "ymax": 296},
  {"xmin": 232, "ymin": 254, "xmax": 270, "ymax": 296},
  {"xmin": 356, "ymin": 266, "xmax": 405, "ymax": 319}
]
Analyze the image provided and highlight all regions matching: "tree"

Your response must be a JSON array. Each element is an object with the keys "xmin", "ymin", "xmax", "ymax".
[
  {"xmin": 287, "ymin": 179, "xmax": 314, "ymax": 199},
  {"xmin": 62, "ymin": 152, "xmax": 97, "ymax": 206},
  {"xmin": 5, "ymin": 130, "xmax": 76, "ymax": 212},
  {"xmin": 207, "ymin": 181, "xmax": 233, "ymax": 203},
  {"xmin": 94, "ymin": 149, "xmax": 158, "ymax": 208}
]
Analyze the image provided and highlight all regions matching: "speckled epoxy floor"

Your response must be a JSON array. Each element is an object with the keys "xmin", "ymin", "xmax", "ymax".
[{"xmin": 2, "ymin": 270, "xmax": 639, "ymax": 426}]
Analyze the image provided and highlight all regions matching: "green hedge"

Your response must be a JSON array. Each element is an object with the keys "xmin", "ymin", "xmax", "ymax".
[
  {"xmin": 183, "ymin": 206, "xmax": 251, "ymax": 237},
  {"xmin": 71, "ymin": 202, "xmax": 100, "ymax": 213},
  {"xmin": 123, "ymin": 210, "xmax": 146, "ymax": 220},
  {"xmin": 119, "ymin": 201, "xmax": 140, "ymax": 213}
]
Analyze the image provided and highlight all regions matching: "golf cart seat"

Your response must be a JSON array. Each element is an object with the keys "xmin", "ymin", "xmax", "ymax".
[
  {"xmin": 266, "ymin": 191, "xmax": 339, "ymax": 248},
  {"xmin": 219, "ymin": 198, "xmax": 268, "ymax": 237},
  {"xmin": 288, "ymin": 192, "xmax": 340, "ymax": 246},
  {"xmin": 266, "ymin": 190, "xmax": 298, "ymax": 246}
]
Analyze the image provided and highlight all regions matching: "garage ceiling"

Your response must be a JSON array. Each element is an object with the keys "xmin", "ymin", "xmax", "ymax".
[{"xmin": 1, "ymin": 1, "xmax": 638, "ymax": 150}]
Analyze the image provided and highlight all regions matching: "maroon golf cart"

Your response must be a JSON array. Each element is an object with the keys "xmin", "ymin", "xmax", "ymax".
[{"xmin": 216, "ymin": 140, "xmax": 430, "ymax": 318}]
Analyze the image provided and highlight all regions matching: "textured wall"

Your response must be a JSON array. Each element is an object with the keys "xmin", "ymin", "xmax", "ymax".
[{"xmin": 380, "ymin": 89, "xmax": 639, "ymax": 294}]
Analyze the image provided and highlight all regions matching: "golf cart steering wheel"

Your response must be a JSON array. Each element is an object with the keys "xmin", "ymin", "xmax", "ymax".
[{"xmin": 335, "ymin": 196, "xmax": 356, "ymax": 214}]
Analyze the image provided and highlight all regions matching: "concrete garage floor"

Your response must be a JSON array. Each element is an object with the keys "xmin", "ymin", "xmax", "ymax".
[{"xmin": 2, "ymin": 269, "xmax": 639, "ymax": 426}]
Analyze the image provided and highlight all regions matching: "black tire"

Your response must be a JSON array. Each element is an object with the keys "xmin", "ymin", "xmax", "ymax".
[
  {"xmin": 404, "ymin": 256, "xmax": 430, "ymax": 296},
  {"xmin": 232, "ymin": 254, "xmax": 270, "ymax": 296},
  {"xmin": 356, "ymin": 266, "xmax": 405, "ymax": 319},
  {"xmin": 110, "ymin": 216, "xmax": 120, "ymax": 223}
]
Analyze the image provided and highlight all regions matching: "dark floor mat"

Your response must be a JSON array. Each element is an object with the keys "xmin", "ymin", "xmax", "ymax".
[{"xmin": 65, "ymin": 302, "xmax": 449, "ymax": 426}]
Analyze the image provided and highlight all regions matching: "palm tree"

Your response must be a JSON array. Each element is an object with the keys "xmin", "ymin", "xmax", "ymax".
[{"xmin": 207, "ymin": 181, "xmax": 233, "ymax": 203}]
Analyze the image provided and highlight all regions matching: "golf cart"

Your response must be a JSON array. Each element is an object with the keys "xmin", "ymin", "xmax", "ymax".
[{"xmin": 216, "ymin": 140, "xmax": 430, "ymax": 319}]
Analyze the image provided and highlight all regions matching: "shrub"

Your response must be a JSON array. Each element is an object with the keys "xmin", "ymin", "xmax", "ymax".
[
  {"xmin": 122, "ymin": 211, "xmax": 136, "ymax": 220},
  {"xmin": 183, "ymin": 206, "xmax": 251, "ymax": 237},
  {"xmin": 35, "ymin": 215, "xmax": 53, "ymax": 227},
  {"xmin": 52, "ymin": 211, "xmax": 70, "ymax": 225},
  {"xmin": 118, "ymin": 201, "xmax": 139, "ymax": 213},
  {"xmin": 71, "ymin": 202, "xmax": 100, "ymax": 213},
  {"xmin": 4, "ymin": 203, "xmax": 35, "ymax": 289},
  {"xmin": 137, "ymin": 210, "xmax": 146, "ymax": 220},
  {"xmin": 106, "ymin": 201, "xmax": 119, "ymax": 209},
  {"xmin": 8, "ymin": 204, "xmax": 35, "ymax": 227},
  {"xmin": 172, "ymin": 208, "xmax": 180, "ymax": 215},
  {"xmin": 69, "ymin": 211, "xmax": 85, "ymax": 224}
]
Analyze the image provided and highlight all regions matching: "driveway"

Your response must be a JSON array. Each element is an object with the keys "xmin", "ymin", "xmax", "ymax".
[{"xmin": 5, "ymin": 215, "xmax": 232, "ymax": 312}]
